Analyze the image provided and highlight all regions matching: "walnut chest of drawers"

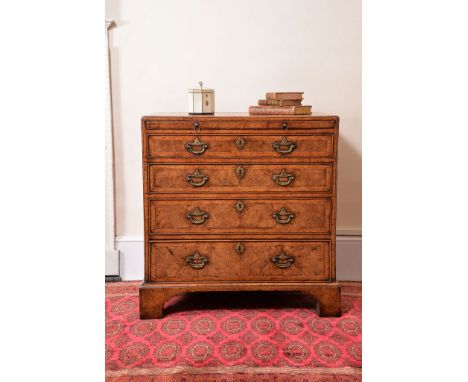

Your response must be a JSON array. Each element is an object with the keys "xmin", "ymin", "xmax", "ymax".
[{"xmin": 140, "ymin": 113, "xmax": 341, "ymax": 318}]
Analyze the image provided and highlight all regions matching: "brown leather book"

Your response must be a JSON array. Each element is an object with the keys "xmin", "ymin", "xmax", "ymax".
[
  {"xmin": 258, "ymin": 99, "xmax": 303, "ymax": 106},
  {"xmin": 248, "ymin": 105, "xmax": 312, "ymax": 115},
  {"xmin": 266, "ymin": 92, "xmax": 304, "ymax": 101}
]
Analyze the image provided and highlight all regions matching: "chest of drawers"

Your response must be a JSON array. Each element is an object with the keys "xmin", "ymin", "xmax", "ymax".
[{"xmin": 139, "ymin": 113, "xmax": 341, "ymax": 318}]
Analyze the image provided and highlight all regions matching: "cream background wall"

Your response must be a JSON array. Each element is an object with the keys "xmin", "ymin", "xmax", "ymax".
[{"xmin": 106, "ymin": 0, "xmax": 361, "ymax": 239}]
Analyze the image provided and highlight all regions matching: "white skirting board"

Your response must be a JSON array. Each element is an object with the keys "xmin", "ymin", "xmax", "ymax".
[
  {"xmin": 115, "ymin": 235, "xmax": 362, "ymax": 281},
  {"xmin": 335, "ymin": 236, "xmax": 362, "ymax": 281}
]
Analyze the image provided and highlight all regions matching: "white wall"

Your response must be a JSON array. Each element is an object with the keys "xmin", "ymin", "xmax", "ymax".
[{"xmin": 106, "ymin": 0, "xmax": 361, "ymax": 238}]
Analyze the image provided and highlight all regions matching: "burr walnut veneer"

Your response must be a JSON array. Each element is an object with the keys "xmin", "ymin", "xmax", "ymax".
[{"xmin": 140, "ymin": 113, "xmax": 341, "ymax": 318}]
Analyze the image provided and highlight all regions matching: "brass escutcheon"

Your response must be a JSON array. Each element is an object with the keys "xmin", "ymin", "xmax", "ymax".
[
  {"xmin": 235, "ymin": 166, "xmax": 246, "ymax": 179},
  {"xmin": 235, "ymin": 200, "xmax": 245, "ymax": 212},
  {"xmin": 235, "ymin": 137, "xmax": 246, "ymax": 149},
  {"xmin": 235, "ymin": 242, "xmax": 245, "ymax": 255}
]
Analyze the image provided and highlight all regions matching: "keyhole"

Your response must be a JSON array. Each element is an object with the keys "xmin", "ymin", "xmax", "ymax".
[
  {"xmin": 235, "ymin": 137, "xmax": 246, "ymax": 149},
  {"xmin": 235, "ymin": 200, "xmax": 245, "ymax": 212},
  {"xmin": 235, "ymin": 166, "xmax": 245, "ymax": 179},
  {"xmin": 235, "ymin": 242, "xmax": 245, "ymax": 255}
]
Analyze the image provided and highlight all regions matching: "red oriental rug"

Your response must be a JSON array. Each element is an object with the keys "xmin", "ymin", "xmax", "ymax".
[{"xmin": 106, "ymin": 281, "xmax": 361, "ymax": 382}]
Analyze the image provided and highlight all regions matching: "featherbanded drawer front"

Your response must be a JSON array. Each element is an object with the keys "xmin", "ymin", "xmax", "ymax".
[
  {"xmin": 145, "ymin": 133, "xmax": 334, "ymax": 160},
  {"xmin": 148, "ymin": 163, "xmax": 333, "ymax": 194},
  {"xmin": 149, "ymin": 240, "xmax": 331, "ymax": 282},
  {"xmin": 140, "ymin": 114, "xmax": 341, "ymax": 319},
  {"xmin": 148, "ymin": 198, "xmax": 332, "ymax": 235}
]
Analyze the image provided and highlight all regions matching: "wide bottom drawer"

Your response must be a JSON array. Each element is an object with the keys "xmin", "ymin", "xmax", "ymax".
[{"xmin": 149, "ymin": 240, "xmax": 331, "ymax": 282}]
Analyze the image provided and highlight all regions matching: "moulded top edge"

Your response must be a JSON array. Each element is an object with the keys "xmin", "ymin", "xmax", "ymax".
[{"xmin": 142, "ymin": 112, "xmax": 339, "ymax": 120}]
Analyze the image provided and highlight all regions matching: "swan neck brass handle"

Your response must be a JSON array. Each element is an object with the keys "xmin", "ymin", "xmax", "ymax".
[
  {"xmin": 185, "ymin": 137, "xmax": 208, "ymax": 155},
  {"xmin": 186, "ymin": 251, "xmax": 209, "ymax": 269},
  {"xmin": 186, "ymin": 207, "xmax": 209, "ymax": 224},
  {"xmin": 272, "ymin": 207, "xmax": 294, "ymax": 224},
  {"xmin": 272, "ymin": 249, "xmax": 295, "ymax": 269},
  {"xmin": 186, "ymin": 169, "xmax": 209, "ymax": 187},
  {"xmin": 272, "ymin": 169, "xmax": 295, "ymax": 186},
  {"xmin": 273, "ymin": 136, "xmax": 297, "ymax": 154}
]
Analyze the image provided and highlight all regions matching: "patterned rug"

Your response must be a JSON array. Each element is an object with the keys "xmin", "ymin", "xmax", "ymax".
[{"xmin": 106, "ymin": 281, "xmax": 361, "ymax": 381}]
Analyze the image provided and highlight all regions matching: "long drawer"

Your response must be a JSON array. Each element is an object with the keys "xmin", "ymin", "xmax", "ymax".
[
  {"xmin": 148, "ymin": 198, "xmax": 332, "ymax": 235},
  {"xmin": 145, "ymin": 134, "xmax": 334, "ymax": 160},
  {"xmin": 149, "ymin": 240, "xmax": 331, "ymax": 282},
  {"xmin": 147, "ymin": 163, "xmax": 333, "ymax": 194}
]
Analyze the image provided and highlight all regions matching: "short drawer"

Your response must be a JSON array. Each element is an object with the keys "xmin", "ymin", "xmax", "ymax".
[
  {"xmin": 147, "ymin": 163, "xmax": 333, "ymax": 194},
  {"xmin": 148, "ymin": 198, "xmax": 332, "ymax": 235},
  {"xmin": 145, "ymin": 119, "xmax": 267, "ymax": 130},
  {"xmin": 145, "ymin": 134, "xmax": 334, "ymax": 160},
  {"xmin": 149, "ymin": 240, "xmax": 331, "ymax": 282}
]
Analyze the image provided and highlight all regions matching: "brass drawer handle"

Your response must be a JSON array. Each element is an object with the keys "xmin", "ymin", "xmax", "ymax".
[
  {"xmin": 185, "ymin": 137, "xmax": 208, "ymax": 155},
  {"xmin": 272, "ymin": 169, "xmax": 295, "ymax": 186},
  {"xmin": 186, "ymin": 251, "xmax": 209, "ymax": 269},
  {"xmin": 186, "ymin": 169, "xmax": 209, "ymax": 187},
  {"xmin": 272, "ymin": 249, "xmax": 295, "ymax": 269},
  {"xmin": 273, "ymin": 136, "xmax": 297, "ymax": 154},
  {"xmin": 186, "ymin": 207, "xmax": 209, "ymax": 224},
  {"xmin": 272, "ymin": 207, "xmax": 295, "ymax": 224}
]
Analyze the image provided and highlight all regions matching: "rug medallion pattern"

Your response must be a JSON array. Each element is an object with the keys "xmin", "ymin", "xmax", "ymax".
[{"xmin": 106, "ymin": 282, "xmax": 361, "ymax": 381}]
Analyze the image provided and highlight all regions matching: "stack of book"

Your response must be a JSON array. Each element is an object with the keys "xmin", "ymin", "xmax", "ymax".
[{"xmin": 248, "ymin": 92, "xmax": 312, "ymax": 115}]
